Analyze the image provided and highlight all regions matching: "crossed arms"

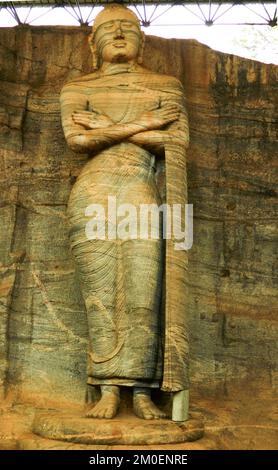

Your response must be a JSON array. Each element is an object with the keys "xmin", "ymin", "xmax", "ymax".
[{"xmin": 60, "ymin": 83, "xmax": 189, "ymax": 155}]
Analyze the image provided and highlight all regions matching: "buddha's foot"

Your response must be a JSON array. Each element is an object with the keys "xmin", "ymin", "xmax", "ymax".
[
  {"xmin": 133, "ymin": 390, "xmax": 167, "ymax": 420},
  {"xmin": 86, "ymin": 385, "xmax": 120, "ymax": 419}
]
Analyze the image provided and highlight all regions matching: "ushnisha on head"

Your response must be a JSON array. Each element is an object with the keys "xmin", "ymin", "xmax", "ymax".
[{"xmin": 89, "ymin": 4, "xmax": 145, "ymax": 70}]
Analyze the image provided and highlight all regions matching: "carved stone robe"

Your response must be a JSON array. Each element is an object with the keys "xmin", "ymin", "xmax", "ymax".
[{"xmin": 60, "ymin": 64, "xmax": 189, "ymax": 392}]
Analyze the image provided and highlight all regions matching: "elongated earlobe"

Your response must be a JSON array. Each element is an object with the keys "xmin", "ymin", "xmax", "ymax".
[
  {"xmin": 88, "ymin": 33, "xmax": 99, "ymax": 70},
  {"xmin": 137, "ymin": 32, "xmax": 145, "ymax": 65}
]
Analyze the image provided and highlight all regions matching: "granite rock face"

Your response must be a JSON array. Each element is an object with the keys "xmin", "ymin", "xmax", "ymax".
[{"xmin": 0, "ymin": 26, "xmax": 277, "ymax": 405}]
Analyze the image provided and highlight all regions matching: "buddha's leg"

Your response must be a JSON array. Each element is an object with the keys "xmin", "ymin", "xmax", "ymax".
[
  {"xmin": 121, "ymin": 237, "xmax": 166, "ymax": 419},
  {"xmin": 70, "ymin": 237, "xmax": 123, "ymax": 419}
]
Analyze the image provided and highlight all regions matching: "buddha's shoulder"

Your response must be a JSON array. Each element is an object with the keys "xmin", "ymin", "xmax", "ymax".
[
  {"xmin": 61, "ymin": 72, "xmax": 100, "ymax": 92},
  {"xmin": 61, "ymin": 69, "xmax": 183, "ymax": 93},
  {"xmin": 139, "ymin": 68, "xmax": 183, "ymax": 89}
]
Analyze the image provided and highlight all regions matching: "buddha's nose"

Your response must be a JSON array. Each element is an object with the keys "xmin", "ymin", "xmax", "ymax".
[{"xmin": 114, "ymin": 23, "xmax": 124, "ymax": 39}]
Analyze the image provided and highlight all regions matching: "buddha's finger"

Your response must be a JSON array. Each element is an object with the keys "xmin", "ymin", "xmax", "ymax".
[
  {"xmin": 73, "ymin": 118, "xmax": 95, "ymax": 127},
  {"xmin": 160, "ymin": 110, "xmax": 179, "ymax": 120},
  {"xmin": 163, "ymin": 115, "xmax": 180, "ymax": 124},
  {"xmin": 148, "ymin": 103, "xmax": 160, "ymax": 112},
  {"xmin": 74, "ymin": 109, "xmax": 100, "ymax": 115},
  {"xmin": 169, "ymin": 113, "xmax": 180, "ymax": 121},
  {"xmin": 73, "ymin": 113, "xmax": 94, "ymax": 121},
  {"xmin": 162, "ymin": 105, "xmax": 180, "ymax": 114},
  {"xmin": 72, "ymin": 114, "xmax": 90, "ymax": 122},
  {"xmin": 162, "ymin": 108, "xmax": 180, "ymax": 115},
  {"xmin": 74, "ymin": 111, "xmax": 93, "ymax": 115},
  {"xmin": 73, "ymin": 112, "xmax": 98, "ymax": 120}
]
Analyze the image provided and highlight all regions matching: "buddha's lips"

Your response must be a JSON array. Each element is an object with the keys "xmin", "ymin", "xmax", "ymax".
[{"xmin": 112, "ymin": 41, "xmax": 127, "ymax": 48}]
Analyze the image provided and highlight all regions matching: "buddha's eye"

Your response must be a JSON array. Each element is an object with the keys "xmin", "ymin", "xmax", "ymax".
[
  {"xmin": 122, "ymin": 21, "xmax": 134, "ymax": 28},
  {"xmin": 104, "ymin": 22, "xmax": 114, "ymax": 30}
]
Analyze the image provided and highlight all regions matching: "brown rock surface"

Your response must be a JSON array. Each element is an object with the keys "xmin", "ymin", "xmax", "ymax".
[
  {"xmin": 0, "ymin": 378, "xmax": 276, "ymax": 449},
  {"xmin": 0, "ymin": 26, "xmax": 277, "ymax": 448}
]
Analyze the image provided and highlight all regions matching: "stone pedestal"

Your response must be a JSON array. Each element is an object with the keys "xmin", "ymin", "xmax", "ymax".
[{"xmin": 33, "ymin": 410, "xmax": 204, "ymax": 445}]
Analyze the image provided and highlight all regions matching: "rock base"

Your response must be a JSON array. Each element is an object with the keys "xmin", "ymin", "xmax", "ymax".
[{"xmin": 33, "ymin": 410, "xmax": 204, "ymax": 445}]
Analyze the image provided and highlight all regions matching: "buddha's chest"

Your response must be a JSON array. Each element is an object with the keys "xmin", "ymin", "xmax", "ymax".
[{"xmin": 87, "ymin": 86, "xmax": 161, "ymax": 123}]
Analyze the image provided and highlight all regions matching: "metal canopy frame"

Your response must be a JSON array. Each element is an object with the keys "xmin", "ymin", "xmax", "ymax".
[{"xmin": 0, "ymin": 1, "xmax": 277, "ymax": 27}]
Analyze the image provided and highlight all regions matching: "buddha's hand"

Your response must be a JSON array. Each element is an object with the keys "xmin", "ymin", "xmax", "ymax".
[
  {"xmin": 72, "ymin": 111, "xmax": 113, "ymax": 129},
  {"xmin": 137, "ymin": 103, "xmax": 180, "ymax": 131}
]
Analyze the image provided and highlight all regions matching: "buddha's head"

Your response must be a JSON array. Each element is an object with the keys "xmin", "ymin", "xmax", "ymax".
[{"xmin": 89, "ymin": 4, "xmax": 145, "ymax": 69}]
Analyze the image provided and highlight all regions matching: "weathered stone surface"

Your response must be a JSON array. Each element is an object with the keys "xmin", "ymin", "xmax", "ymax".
[
  {"xmin": 32, "ymin": 410, "xmax": 204, "ymax": 445},
  {"xmin": 0, "ymin": 25, "xmax": 277, "ymax": 411},
  {"xmin": 0, "ymin": 380, "xmax": 276, "ymax": 450}
]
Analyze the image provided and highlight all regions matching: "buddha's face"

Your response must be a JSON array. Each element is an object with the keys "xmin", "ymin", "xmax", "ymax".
[{"xmin": 94, "ymin": 18, "xmax": 141, "ymax": 64}]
